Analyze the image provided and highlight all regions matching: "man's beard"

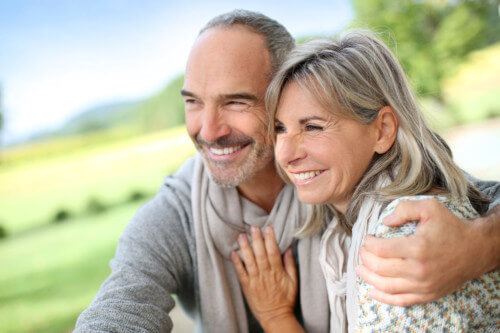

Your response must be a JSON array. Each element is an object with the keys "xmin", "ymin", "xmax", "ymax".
[{"xmin": 194, "ymin": 133, "xmax": 274, "ymax": 187}]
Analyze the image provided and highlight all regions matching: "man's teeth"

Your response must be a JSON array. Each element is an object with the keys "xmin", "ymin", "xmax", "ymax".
[
  {"xmin": 210, "ymin": 145, "xmax": 242, "ymax": 155},
  {"xmin": 293, "ymin": 171, "xmax": 321, "ymax": 180}
]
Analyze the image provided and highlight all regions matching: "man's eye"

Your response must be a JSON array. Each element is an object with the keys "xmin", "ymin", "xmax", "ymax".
[
  {"xmin": 185, "ymin": 99, "xmax": 198, "ymax": 104},
  {"xmin": 227, "ymin": 101, "xmax": 245, "ymax": 105},
  {"xmin": 305, "ymin": 124, "xmax": 323, "ymax": 131}
]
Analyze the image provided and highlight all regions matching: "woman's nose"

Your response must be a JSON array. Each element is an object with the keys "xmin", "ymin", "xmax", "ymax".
[{"xmin": 275, "ymin": 133, "xmax": 306, "ymax": 167}]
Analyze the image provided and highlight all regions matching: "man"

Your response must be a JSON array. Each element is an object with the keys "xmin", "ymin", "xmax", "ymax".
[{"xmin": 75, "ymin": 10, "xmax": 499, "ymax": 332}]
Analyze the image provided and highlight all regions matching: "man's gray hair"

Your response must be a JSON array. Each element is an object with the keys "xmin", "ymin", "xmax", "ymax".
[{"xmin": 200, "ymin": 9, "xmax": 295, "ymax": 74}]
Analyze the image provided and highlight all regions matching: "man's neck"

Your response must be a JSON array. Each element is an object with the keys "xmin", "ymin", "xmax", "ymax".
[{"xmin": 237, "ymin": 164, "xmax": 285, "ymax": 213}]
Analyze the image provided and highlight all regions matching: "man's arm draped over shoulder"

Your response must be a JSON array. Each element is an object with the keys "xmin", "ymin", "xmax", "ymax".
[
  {"xmin": 74, "ymin": 158, "xmax": 196, "ymax": 332},
  {"xmin": 357, "ymin": 177, "xmax": 499, "ymax": 306}
]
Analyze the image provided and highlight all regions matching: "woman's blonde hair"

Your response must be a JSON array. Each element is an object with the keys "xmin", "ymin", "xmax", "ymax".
[{"xmin": 266, "ymin": 30, "xmax": 489, "ymax": 236}]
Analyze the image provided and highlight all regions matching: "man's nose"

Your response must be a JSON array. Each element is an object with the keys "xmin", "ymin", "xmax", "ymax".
[
  {"xmin": 199, "ymin": 107, "xmax": 231, "ymax": 143},
  {"xmin": 275, "ymin": 132, "xmax": 306, "ymax": 167}
]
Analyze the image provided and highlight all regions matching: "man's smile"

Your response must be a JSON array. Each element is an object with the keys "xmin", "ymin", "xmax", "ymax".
[{"xmin": 206, "ymin": 144, "xmax": 250, "ymax": 161}]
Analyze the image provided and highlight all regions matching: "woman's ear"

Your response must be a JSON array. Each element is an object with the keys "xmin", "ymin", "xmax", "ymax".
[{"xmin": 374, "ymin": 106, "xmax": 398, "ymax": 154}]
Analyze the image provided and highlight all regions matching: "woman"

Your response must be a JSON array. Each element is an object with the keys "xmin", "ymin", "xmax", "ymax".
[{"xmin": 230, "ymin": 31, "xmax": 499, "ymax": 332}]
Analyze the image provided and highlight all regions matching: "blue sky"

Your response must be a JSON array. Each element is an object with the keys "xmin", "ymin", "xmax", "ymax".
[{"xmin": 0, "ymin": 0, "xmax": 353, "ymax": 144}]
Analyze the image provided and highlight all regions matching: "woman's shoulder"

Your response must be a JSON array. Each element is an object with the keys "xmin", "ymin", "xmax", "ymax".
[
  {"xmin": 374, "ymin": 195, "xmax": 479, "ymax": 239},
  {"xmin": 359, "ymin": 195, "xmax": 499, "ymax": 332}
]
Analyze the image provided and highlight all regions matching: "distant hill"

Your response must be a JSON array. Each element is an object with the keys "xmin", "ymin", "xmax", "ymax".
[
  {"xmin": 134, "ymin": 74, "xmax": 185, "ymax": 132},
  {"xmin": 59, "ymin": 100, "xmax": 142, "ymax": 135},
  {"xmin": 24, "ymin": 74, "xmax": 186, "ymax": 143}
]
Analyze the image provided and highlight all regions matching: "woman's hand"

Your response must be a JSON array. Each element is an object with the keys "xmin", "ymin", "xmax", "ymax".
[{"xmin": 231, "ymin": 226, "xmax": 304, "ymax": 332}]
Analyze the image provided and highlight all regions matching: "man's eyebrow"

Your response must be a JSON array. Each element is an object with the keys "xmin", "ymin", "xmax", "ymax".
[
  {"xmin": 180, "ymin": 89, "xmax": 197, "ymax": 98},
  {"xmin": 180, "ymin": 90, "xmax": 258, "ymax": 102},
  {"xmin": 220, "ymin": 93, "xmax": 259, "ymax": 102}
]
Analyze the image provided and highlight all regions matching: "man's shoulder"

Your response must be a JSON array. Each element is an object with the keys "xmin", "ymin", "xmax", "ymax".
[
  {"xmin": 122, "ymin": 156, "xmax": 198, "ymax": 242},
  {"xmin": 145, "ymin": 155, "xmax": 198, "ymax": 210},
  {"xmin": 160, "ymin": 155, "xmax": 197, "ymax": 195}
]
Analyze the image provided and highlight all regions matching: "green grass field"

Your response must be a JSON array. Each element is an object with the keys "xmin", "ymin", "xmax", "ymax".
[
  {"xmin": 0, "ymin": 201, "xmax": 144, "ymax": 332},
  {"xmin": 0, "ymin": 126, "xmax": 196, "ymax": 235},
  {"xmin": 0, "ymin": 126, "xmax": 195, "ymax": 332}
]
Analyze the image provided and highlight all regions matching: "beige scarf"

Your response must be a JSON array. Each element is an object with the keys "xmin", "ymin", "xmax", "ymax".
[
  {"xmin": 319, "ymin": 178, "xmax": 389, "ymax": 333},
  {"xmin": 192, "ymin": 155, "xmax": 329, "ymax": 332}
]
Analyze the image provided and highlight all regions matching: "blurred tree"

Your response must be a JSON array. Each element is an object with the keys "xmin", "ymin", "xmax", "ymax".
[
  {"xmin": 350, "ymin": 0, "xmax": 499, "ymax": 98},
  {"xmin": 137, "ymin": 74, "xmax": 185, "ymax": 132},
  {"xmin": 0, "ymin": 224, "xmax": 6, "ymax": 239}
]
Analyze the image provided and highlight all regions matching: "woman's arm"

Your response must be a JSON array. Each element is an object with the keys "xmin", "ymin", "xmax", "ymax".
[{"xmin": 231, "ymin": 226, "xmax": 305, "ymax": 333}]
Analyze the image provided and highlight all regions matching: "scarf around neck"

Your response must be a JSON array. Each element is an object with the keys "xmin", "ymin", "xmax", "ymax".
[
  {"xmin": 191, "ymin": 155, "xmax": 329, "ymax": 332},
  {"xmin": 319, "ymin": 177, "xmax": 390, "ymax": 333}
]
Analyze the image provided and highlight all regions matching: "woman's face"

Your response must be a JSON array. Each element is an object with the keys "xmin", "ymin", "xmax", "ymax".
[{"xmin": 275, "ymin": 81, "xmax": 379, "ymax": 213}]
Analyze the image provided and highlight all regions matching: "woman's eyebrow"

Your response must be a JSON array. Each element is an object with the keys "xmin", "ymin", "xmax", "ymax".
[
  {"xmin": 274, "ymin": 116, "xmax": 327, "ymax": 124},
  {"xmin": 299, "ymin": 116, "xmax": 326, "ymax": 124}
]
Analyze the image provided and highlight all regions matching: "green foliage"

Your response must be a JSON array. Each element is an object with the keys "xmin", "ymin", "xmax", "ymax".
[
  {"xmin": 0, "ymin": 224, "xmax": 7, "ymax": 239},
  {"xmin": 53, "ymin": 209, "xmax": 72, "ymax": 224},
  {"xmin": 86, "ymin": 197, "xmax": 108, "ymax": 215},
  {"xmin": 442, "ymin": 42, "xmax": 500, "ymax": 124},
  {"xmin": 127, "ymin": 190, "xmax": 148, "ymax": 202},
  {"xmin": 350, "ymin": 0, "xmax": 499, "ymax": 97},
  {"xmin": 136, "ymin": 74, "xmax": 185, "ymax": 132}
]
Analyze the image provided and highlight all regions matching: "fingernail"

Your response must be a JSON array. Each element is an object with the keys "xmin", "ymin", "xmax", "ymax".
[
  {"xmin": 250, "ymin": 226, "xmax": 258, "ymax": 233},
  {"xmin": 265, "ymin": 226, "xmax": 272, "ymax": 234},
  {"xmin": 383, "ymin": 215, "xmax": 394, "ymax": 225},
  {"xmin": 238, "ymin": 233, "xmax": 246, "ymax": 241}
]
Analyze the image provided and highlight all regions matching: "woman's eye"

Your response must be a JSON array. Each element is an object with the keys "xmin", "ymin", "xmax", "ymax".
[
  {"xmin": 274, "ymin": 125, "xmax": 286, "ymax": 133},
  {"xmin": 305, "ymin": 124, "xmax": 323, "ymax": 131}
]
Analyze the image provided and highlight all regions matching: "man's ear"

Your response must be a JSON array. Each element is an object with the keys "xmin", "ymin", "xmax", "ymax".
[{"xmin": 374, "ymin": 106, "xmax": 398, "ymax": 154}]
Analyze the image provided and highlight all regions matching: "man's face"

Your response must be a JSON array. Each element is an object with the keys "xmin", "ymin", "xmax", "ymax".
[{"xmin": 182, "ymin": 26, "xmax": 274, "ymax": 187}]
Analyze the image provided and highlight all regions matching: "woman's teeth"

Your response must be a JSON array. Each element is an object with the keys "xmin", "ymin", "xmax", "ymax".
[
  {"xmin": 293, "ymin": 171, "xmax": 321, "ymax": 180},
  {"xmin": 210, "ymin": 145, "xmax": 243, "ymax": 156}
]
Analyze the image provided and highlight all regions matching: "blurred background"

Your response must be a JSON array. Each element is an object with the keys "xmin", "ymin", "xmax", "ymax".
[{"xmin": 0, "ymin": 0, "xmax": 498, "ymax": 332}]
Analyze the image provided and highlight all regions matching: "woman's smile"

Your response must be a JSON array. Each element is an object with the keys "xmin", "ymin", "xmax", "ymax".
[
  {"xmin": 275, "ymin": 81, "xmax": 379, "ymax": 212},
  {"xmin": 289, "ymin": 169, "xmax": 326, "ymax": 185}
]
